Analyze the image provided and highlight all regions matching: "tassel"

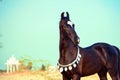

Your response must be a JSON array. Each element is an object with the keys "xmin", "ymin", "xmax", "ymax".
[
  {"xmin": 78, "ymin": 53, "xmax": 81, "ymax": 58},
  {"xmin": 69, "ymin": 66, "xmax": 72, "ymax": 70},
  {"xmin": 77, "ymin": 57, "xmax": 80, "ymax": 61},
  {"xmin": 73, "ymin": 63, "xmax": 77, "ymax": 68},
  {"xmin": 64, "ymin": 67, "xmax": 68, "ymax": 71},
  {"xmin": 76, "ymin": 60, "xmax": 79, "ymax": 64},
  {"xmin": 59, "ymin": 67, "xmax": 63, "ymax": 73}
]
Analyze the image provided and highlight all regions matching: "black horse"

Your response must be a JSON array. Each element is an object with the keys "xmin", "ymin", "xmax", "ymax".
[{"xmin": 57, "ymin": 12, "xmax": 120, "ymax": 80}]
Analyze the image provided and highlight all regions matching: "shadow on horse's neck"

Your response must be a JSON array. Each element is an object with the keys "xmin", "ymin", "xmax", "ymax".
[{"xmin": 59, "ymin": 35, "xmax": 78, "ymax": 64}]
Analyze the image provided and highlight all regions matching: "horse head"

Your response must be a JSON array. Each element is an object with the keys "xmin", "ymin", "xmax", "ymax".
[{"xmin": 59, "ymin": 12, "xmax": 80, "ymax": 45}]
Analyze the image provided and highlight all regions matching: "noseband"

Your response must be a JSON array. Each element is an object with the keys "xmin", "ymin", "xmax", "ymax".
[{"xmin": 57, "ymin": 47, "xmax": 81, "ymax": 73}]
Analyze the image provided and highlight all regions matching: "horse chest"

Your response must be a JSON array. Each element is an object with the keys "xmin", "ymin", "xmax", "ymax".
[{"xmin": 81, "ymin": 52, "xmax": 103, "ymax": 76}]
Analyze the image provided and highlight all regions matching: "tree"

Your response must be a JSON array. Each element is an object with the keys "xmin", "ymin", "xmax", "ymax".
[
  {"xmin": 40, "ymin": 64, "xmax": 46, "ymax": 71},
  {"xmin": 19, "ymin": 55, "xmax": 50, "ymax": 71},
  {"xmin": 19, "ymin": 56, "xmax": 33, "ymax": 71},
  {"xmin": 26, "ymin": 62, "xmax": 32, "ymax": 70}
]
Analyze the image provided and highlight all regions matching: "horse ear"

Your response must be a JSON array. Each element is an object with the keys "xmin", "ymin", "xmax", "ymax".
[
  {"xmin": 61, "ymin": 12, "xmax": 64, "ymax": 19},
  {"xmin": 66, "ymin": 12, "xmax": 70, "ymax": 20}
]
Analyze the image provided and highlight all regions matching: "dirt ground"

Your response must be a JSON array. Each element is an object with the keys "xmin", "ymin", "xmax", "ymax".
[{"xmin": 0, "ymin": 70, "xmax": 112, "ymax": 80}]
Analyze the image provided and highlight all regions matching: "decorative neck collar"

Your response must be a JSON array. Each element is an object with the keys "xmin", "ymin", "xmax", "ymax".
[{"xmin": 57, "ymin": 47, "xmax": 81, "ymax": 73}]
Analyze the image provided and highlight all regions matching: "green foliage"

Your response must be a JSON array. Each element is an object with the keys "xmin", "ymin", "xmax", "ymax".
[
  {"xmin": 19, "ymin": 56, "xmax": 49, "ymax": 71},
  {"xmin": 19, "ymin": 57, "xmax": 33, "ymax": 71},
  {"xmin": 26, "ymin": 62, "xmax": 32, "ymax": 70},
  {"xmin": 40, "ymin": 64, "xmax": 46, "ymax": 71}
]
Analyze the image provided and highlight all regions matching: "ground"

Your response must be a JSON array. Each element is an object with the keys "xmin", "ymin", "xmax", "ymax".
[{"xmin": 0, "ymin": 70, "xmax": 112, "ymax": 80}]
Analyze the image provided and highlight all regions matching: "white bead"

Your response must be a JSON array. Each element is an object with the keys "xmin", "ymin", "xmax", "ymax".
[
  {"xmin": 76, "ymin": 61, "xmax": 79, "ymax": 64},
  {"xmin": 73, "ymin": 63, "xmax": 77, "ymax": 68},
  {"xmin": 59, "ymin": 67, "xmax": 63, "ymax": 72},
  {"xmin": 78, "ymin": 54, "xmax": 81, "ymax": 57},
  {"xmin": 77, "ymin": 57, "xmax": 80, "ymax": 61},
  {"xmin": 69, "ymin": 66, "xmax": 72, "ymax": 70},
  {"xmin": 64, "ymin": 67, "xmax": 68, "ymax": 71},
  {"xmin": 57, "ymin": 65, "xmax": 59, "ymax": 69}
]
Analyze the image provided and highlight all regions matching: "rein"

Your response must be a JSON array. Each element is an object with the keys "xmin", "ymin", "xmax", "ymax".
[{"xmin": 57, "ymin": 47, "xmax": 81, "ymax": 73}]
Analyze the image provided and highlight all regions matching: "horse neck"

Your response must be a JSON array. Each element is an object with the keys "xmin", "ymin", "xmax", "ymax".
[{"xmin": 59, "ymin": 33, "xmax": 78, "ymax": 64}]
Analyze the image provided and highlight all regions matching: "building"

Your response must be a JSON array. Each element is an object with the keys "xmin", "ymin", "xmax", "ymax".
[{"xmin": 5, "ymin": 55, "xmax": 20, "ymax": 73}]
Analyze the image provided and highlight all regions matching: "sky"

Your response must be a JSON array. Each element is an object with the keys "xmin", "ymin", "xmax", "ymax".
[{"xmin": 0, "ymin": 0, "xmax": 120, "ymax": 69}]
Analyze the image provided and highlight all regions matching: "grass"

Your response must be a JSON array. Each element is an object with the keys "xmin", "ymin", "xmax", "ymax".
[{"xmin": 0, "ymin": 70, "xmax": 112, "ymax": 80}]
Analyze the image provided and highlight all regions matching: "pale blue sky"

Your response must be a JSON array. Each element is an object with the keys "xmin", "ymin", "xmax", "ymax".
[{"xmin": 0, "ymin": 0, "xmax": 120, "ymax": 69}]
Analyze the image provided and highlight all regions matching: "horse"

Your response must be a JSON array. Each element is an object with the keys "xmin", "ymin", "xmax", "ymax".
[{"xmin": 57, "ymin": 12, "xmax": 120, "ymax": 80}]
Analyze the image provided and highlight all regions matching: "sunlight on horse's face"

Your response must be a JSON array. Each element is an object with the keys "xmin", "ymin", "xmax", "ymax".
[{"xmin": 60, "ymin": 12, "xmax": 80, "ymax": 45}]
